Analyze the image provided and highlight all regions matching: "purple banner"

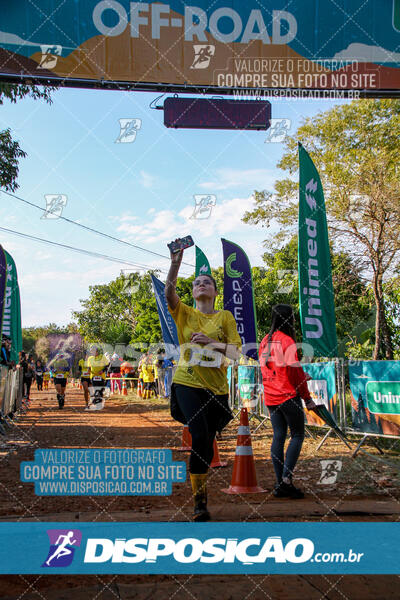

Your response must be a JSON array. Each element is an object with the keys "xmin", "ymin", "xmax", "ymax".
[
  {"xmin": 48, "ymin": 333, "xmax": 83, "ymax": 371},
  {"xmin": 0, "ymin": 247, "xmax": 7, "ymax": 341},
  {"xmin": 222, "ymin": 239, "xmax": 258, "ymax": 361}
]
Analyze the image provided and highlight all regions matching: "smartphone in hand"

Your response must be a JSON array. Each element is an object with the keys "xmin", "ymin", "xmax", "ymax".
[{"xmin": 167, "ymin": 235, "xmax": 194, "ymax": 254}]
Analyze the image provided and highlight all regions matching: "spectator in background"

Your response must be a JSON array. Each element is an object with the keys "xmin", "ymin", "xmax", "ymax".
[
  {"xmin": 19, "ymin": 351, "xmax": 34, "ymax": 401},
  {"xmin": 108, "ymin": 353, "xmax": 123, "ymax": 394},
  {"xmin": 35, "ymin": 359, "xmax": 44, "ymax": 391},
  {"xmin": 121, "ymin": 360, "xmax": 134, "ymax": 390},
  {"xmin": 1, "ymin": 335, "xmax": 12, "ymax": 369}
]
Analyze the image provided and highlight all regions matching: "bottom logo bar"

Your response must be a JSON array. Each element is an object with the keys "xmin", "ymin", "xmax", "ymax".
[{"xmin": 0, "ymin": 523, "xmax": 397, "ymax": 574}]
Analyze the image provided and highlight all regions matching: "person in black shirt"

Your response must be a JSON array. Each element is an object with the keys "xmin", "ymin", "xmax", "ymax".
[
  {"xmin": 19, "ymin": 351, "xmax": 34, "ymax": 401},
  {"xmin": 1, "ymin": 335, "xmax": 11, "ymax": 368},
  {"xmin": 35, "ymin": 359, "xmax": 44, "ymax": 391}
]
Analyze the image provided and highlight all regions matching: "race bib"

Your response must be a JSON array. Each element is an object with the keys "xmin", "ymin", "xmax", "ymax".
[{"xmin": 92, "ymin": 376, "xmax": 103, "ymax": 381}]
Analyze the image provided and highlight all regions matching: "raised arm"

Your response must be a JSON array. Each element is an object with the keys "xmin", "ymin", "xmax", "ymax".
[{"xmin": 165, "ymin": 243, "xmax": 183, "ymax": 310}]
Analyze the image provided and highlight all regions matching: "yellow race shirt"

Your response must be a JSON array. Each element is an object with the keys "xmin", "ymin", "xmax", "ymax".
[
  {"xmin": 141, "ymin": 364, "xmax": 155, "ymax": 383},
  {"xmin": 43, "ymin": 372, "xmax": 50, "ymax": 381},
  {"xmin": 53, "ymin": 358, "xmax": 70, "ymax": 379},
  {"xmin": 78, "ymin": 358, "xmax": 91, "ymax": 378},
  {"xmin": 87, "ymin": 355, "xmax": 109, "ymax": 380},
  {"xmin": 168, "ymin": 300, "xmax": 241, "ymax": 395}
]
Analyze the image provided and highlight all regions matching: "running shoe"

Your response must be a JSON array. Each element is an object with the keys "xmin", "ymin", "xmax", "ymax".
[
  {"xmin": 193, "ymin": 500, "xmax": 211, "ymax": 522},
  {"xmin": 273, "ymin": 482, "xmax": 304, "ymax": 499}
]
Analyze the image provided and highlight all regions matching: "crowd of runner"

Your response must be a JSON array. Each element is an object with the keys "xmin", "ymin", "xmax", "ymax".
[{"xmin": 1, "ymin": 341, "xmax": 176, "ymax": 412}]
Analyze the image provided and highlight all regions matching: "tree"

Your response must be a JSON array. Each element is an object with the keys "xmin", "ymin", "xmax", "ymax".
[
  {"xmin": 0, "ymin": 83, "xmax": 53, "ymax": 191},
  {"xmin": 243, "ymin": 99, "xmax": 400, "ymax": 359},
  {"xmin": 384, "ymin": 275, "xmax": 400, "ymax": 358},
  {"xmin": 256, "ymin": 236, "xmax": 372, "ymax": 352},
  {"xmin": 72, "ymin": 275, "xmax": 137, "ymax": 343}
]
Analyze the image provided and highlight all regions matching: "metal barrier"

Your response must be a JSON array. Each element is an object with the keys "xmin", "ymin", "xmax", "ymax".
[
  {"xmin": 0, "ymin": 366, "xmax": 24, "ymax": 434},
  {"xmin": 344, "ymin": 359, "xmax": 400, "ymax": 456}
]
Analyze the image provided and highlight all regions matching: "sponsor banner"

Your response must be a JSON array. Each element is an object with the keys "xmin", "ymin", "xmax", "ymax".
[
  {"xmin": 222, "ymin": 239, "xmax": 258, "ymax": 361},
  {"xmin": 20, "ymin": 449, "xmax": 186, "ymax": 496},
  {"xmin": 194, "ymin": 245, "xmax": 211, "ymax": 308},
  {"xmin": 349, "ymin": 360, "xmax": 400, "ymax": 437},
  {"xmin": 1, "ymin": 2, "xmax": 400, "ymax": 93},
  {"xmin": 302, "ymin": 361, "xmax": 337, "ymax": 427},
  {"xmin": 237, "ymin": 364, "xmax": 259, "ymax": 407},
  {"xmin": 47, "ymin": 332, "xmax": 83, "ymax": 373},
  {"xmin": 0, "ymin": 522, "xmax": 398, "ymax": 574},
  {"xmin": 298, "ymin": 144, "xmax": 338, "ymax": 358},
  {"xmin": 150, "ymin": 274, "xmax": 179, "ymax": 348},
  {"xmin": 0, "ymin": 248, "xmax": 7, "ymax": 341},
  {"xmin": 195, "ymin": 246, "xmax": 211, "ymax": 277},
  {"xmin": 0, "ymin": 247, "xmax": 22, "ymax": 362}
]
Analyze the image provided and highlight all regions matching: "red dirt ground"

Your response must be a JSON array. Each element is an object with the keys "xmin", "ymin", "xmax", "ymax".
[{"xmin": 0, "ymin": 384, "xmax": 399, "ymax": 599}]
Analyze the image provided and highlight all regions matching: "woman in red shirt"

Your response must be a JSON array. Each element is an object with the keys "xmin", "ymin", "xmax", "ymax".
[{"xmin": 259, "ymin": 304, "xmax": 316, "ymax": 499}]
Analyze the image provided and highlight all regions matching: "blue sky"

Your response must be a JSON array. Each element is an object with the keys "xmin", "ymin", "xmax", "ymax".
[{"xmin": 0, "ymin": 88, "xmax": 347, "ymax": 326}]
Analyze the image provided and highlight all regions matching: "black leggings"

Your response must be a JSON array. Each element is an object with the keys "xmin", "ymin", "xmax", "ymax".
[
  {"xmin": 268, "ymin": 396, "xmax": 305, "ymax": 483},
  {"xmin": 174, "ymin": 384, "xmax": 227, "ymax": 474},
  {"xmin": 23, "ymin": 378, "xmax": 32, "ymax": 398},
  {"xmin": 36, "ymin": 376, "xmax": 43, "ymax": 390}
]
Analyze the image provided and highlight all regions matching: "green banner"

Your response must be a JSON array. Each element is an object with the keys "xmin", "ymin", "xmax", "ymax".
[
  {"xmin": 394, "ymin": 0, "xmax": 400, "ymax": 32},
  {"xmin": 298, "ymin": 143, "xmax": 338, "ymax": 358},
  {"xmin": 366, "ymin": 381, "xmax": 400, "ymax": 416},
  {"xmin": 195, "ymin": 246, "xmax": 211, "ymax": 277},
  {"xmin": 0, "ymin": 248, "xmax": 22, "ymax": 362},
  {"xmin": 194, "ymin": 246, "xmax": 211, "ymax": 308}
]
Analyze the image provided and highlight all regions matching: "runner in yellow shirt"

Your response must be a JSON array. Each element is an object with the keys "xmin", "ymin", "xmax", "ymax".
[
  {"xmin": 78, "ymin": 355, "xmax": 91, "ymax": 408},
  {"xmin": 43, "ymin": 370, "xmax": 50, "ymax": 390},
  {"xmin": 50, "ymin": 353, "xmax": 70, "ymax": 409},
  {"xmin": 165, "ymin": 241, "xmax": 241, "ymax": 522},
  {"xmin": 87, "ymin": 347, "xmax": 109, "ymax": 410},
  {"xmin": 141, "ymin": 355, "xmax": 155, "ymax": 399}
]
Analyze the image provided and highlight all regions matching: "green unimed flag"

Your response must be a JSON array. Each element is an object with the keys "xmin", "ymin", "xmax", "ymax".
[
  {"xmin": 0, "ymin": 246, "xmax": 22, "ymax": 362},
  {"xmin": 195, "ymin": 246, "xmax": 211, "ymax": 277},
  {"xmin": 298, "ymin": 143, "xmax": 338, "ymax": 358},
  {"xmin": 194, "ymin": 246, "xmax": 211, "ymax": 308}
]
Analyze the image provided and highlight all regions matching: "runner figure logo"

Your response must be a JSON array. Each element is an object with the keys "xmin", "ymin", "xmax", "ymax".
[
  {"xmin": 264, "ymin": 119, "xmax": 291, "ymax": 143},
  {"xmin": 115, "ymin": 118, "xmax": 142, "ymax": 143},
  {"xmin": 318, "ymin": 460, "xmax": 342, "ymax": 485},
  {"xmin": 190, "ymin": 195, "xmax": 217, "ymax": 219},
  {"xmin": 42, "ymin": 194, "xmax": 68, "ymax": 219},
  {"xmin": 42, "ymin": 529, "xmax": 82, "ymax": 567},
  {"xmin": 38, "ymin": 45, "xmax": 62, "ymax": 70},
  {"xmin": 190, "ymin": 45, "xmax": 215, "ymax": 69}
]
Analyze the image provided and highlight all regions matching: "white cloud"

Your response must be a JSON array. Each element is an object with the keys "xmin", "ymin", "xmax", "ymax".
[
  {"xmin": 333, "ymin": 43, "xmax": 400, "ymax": 63},
  {"xmin": 140, "ymin": 170, "xmax": 157, "ymax": 189},
  {"xmin": 199, "ymin": 168, "xmax": 276, "ymax": 191},
  {"xmin": 113, "ymin": 194, "xmax": 270, "ymax": 273},
  {"xmin": 34, "ymin": 250, "xmax": 52, "ymax": 260}
]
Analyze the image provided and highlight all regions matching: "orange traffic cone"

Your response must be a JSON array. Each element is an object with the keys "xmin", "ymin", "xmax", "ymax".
[
  {"xmin": 177, "ymin": 424, "xmax": 192, "ymax": 452},
  {"xmin": 210, "ymin": 438, "xmax": 227, "ymax": 468},
  {"xmin": 222, "ymin": 408, "xmax": 266, "ymax": 494},
  {"xmin": 122, "ymin": 378, "xmax": 128, "ymax": 396},
  {"xmin": 137, "ymin": 380, "xmax": 143, "ymax": 397}
]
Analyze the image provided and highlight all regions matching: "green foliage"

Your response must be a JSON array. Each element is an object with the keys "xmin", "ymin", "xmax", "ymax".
[
  {"xmin": 71, "ymin": 238, "xmax": 373, "ymax": 354},
  {"xmin": 22, "ymin": 322, "xmax": 74, "ymax": 360},
  {"xmin": 0, "ymin": 83, "xmax": 54, "ymax": 191},
  {"xmin": 257, "ymin": 236, "xmax": 372, "ymax": 349},
  {"xmin": 243, "ymin": 99, "xmax": 400, "ymax": 359},
  {"xmin": 384, "ymin": 276, "xmax": 400, "ymax": 358}
]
